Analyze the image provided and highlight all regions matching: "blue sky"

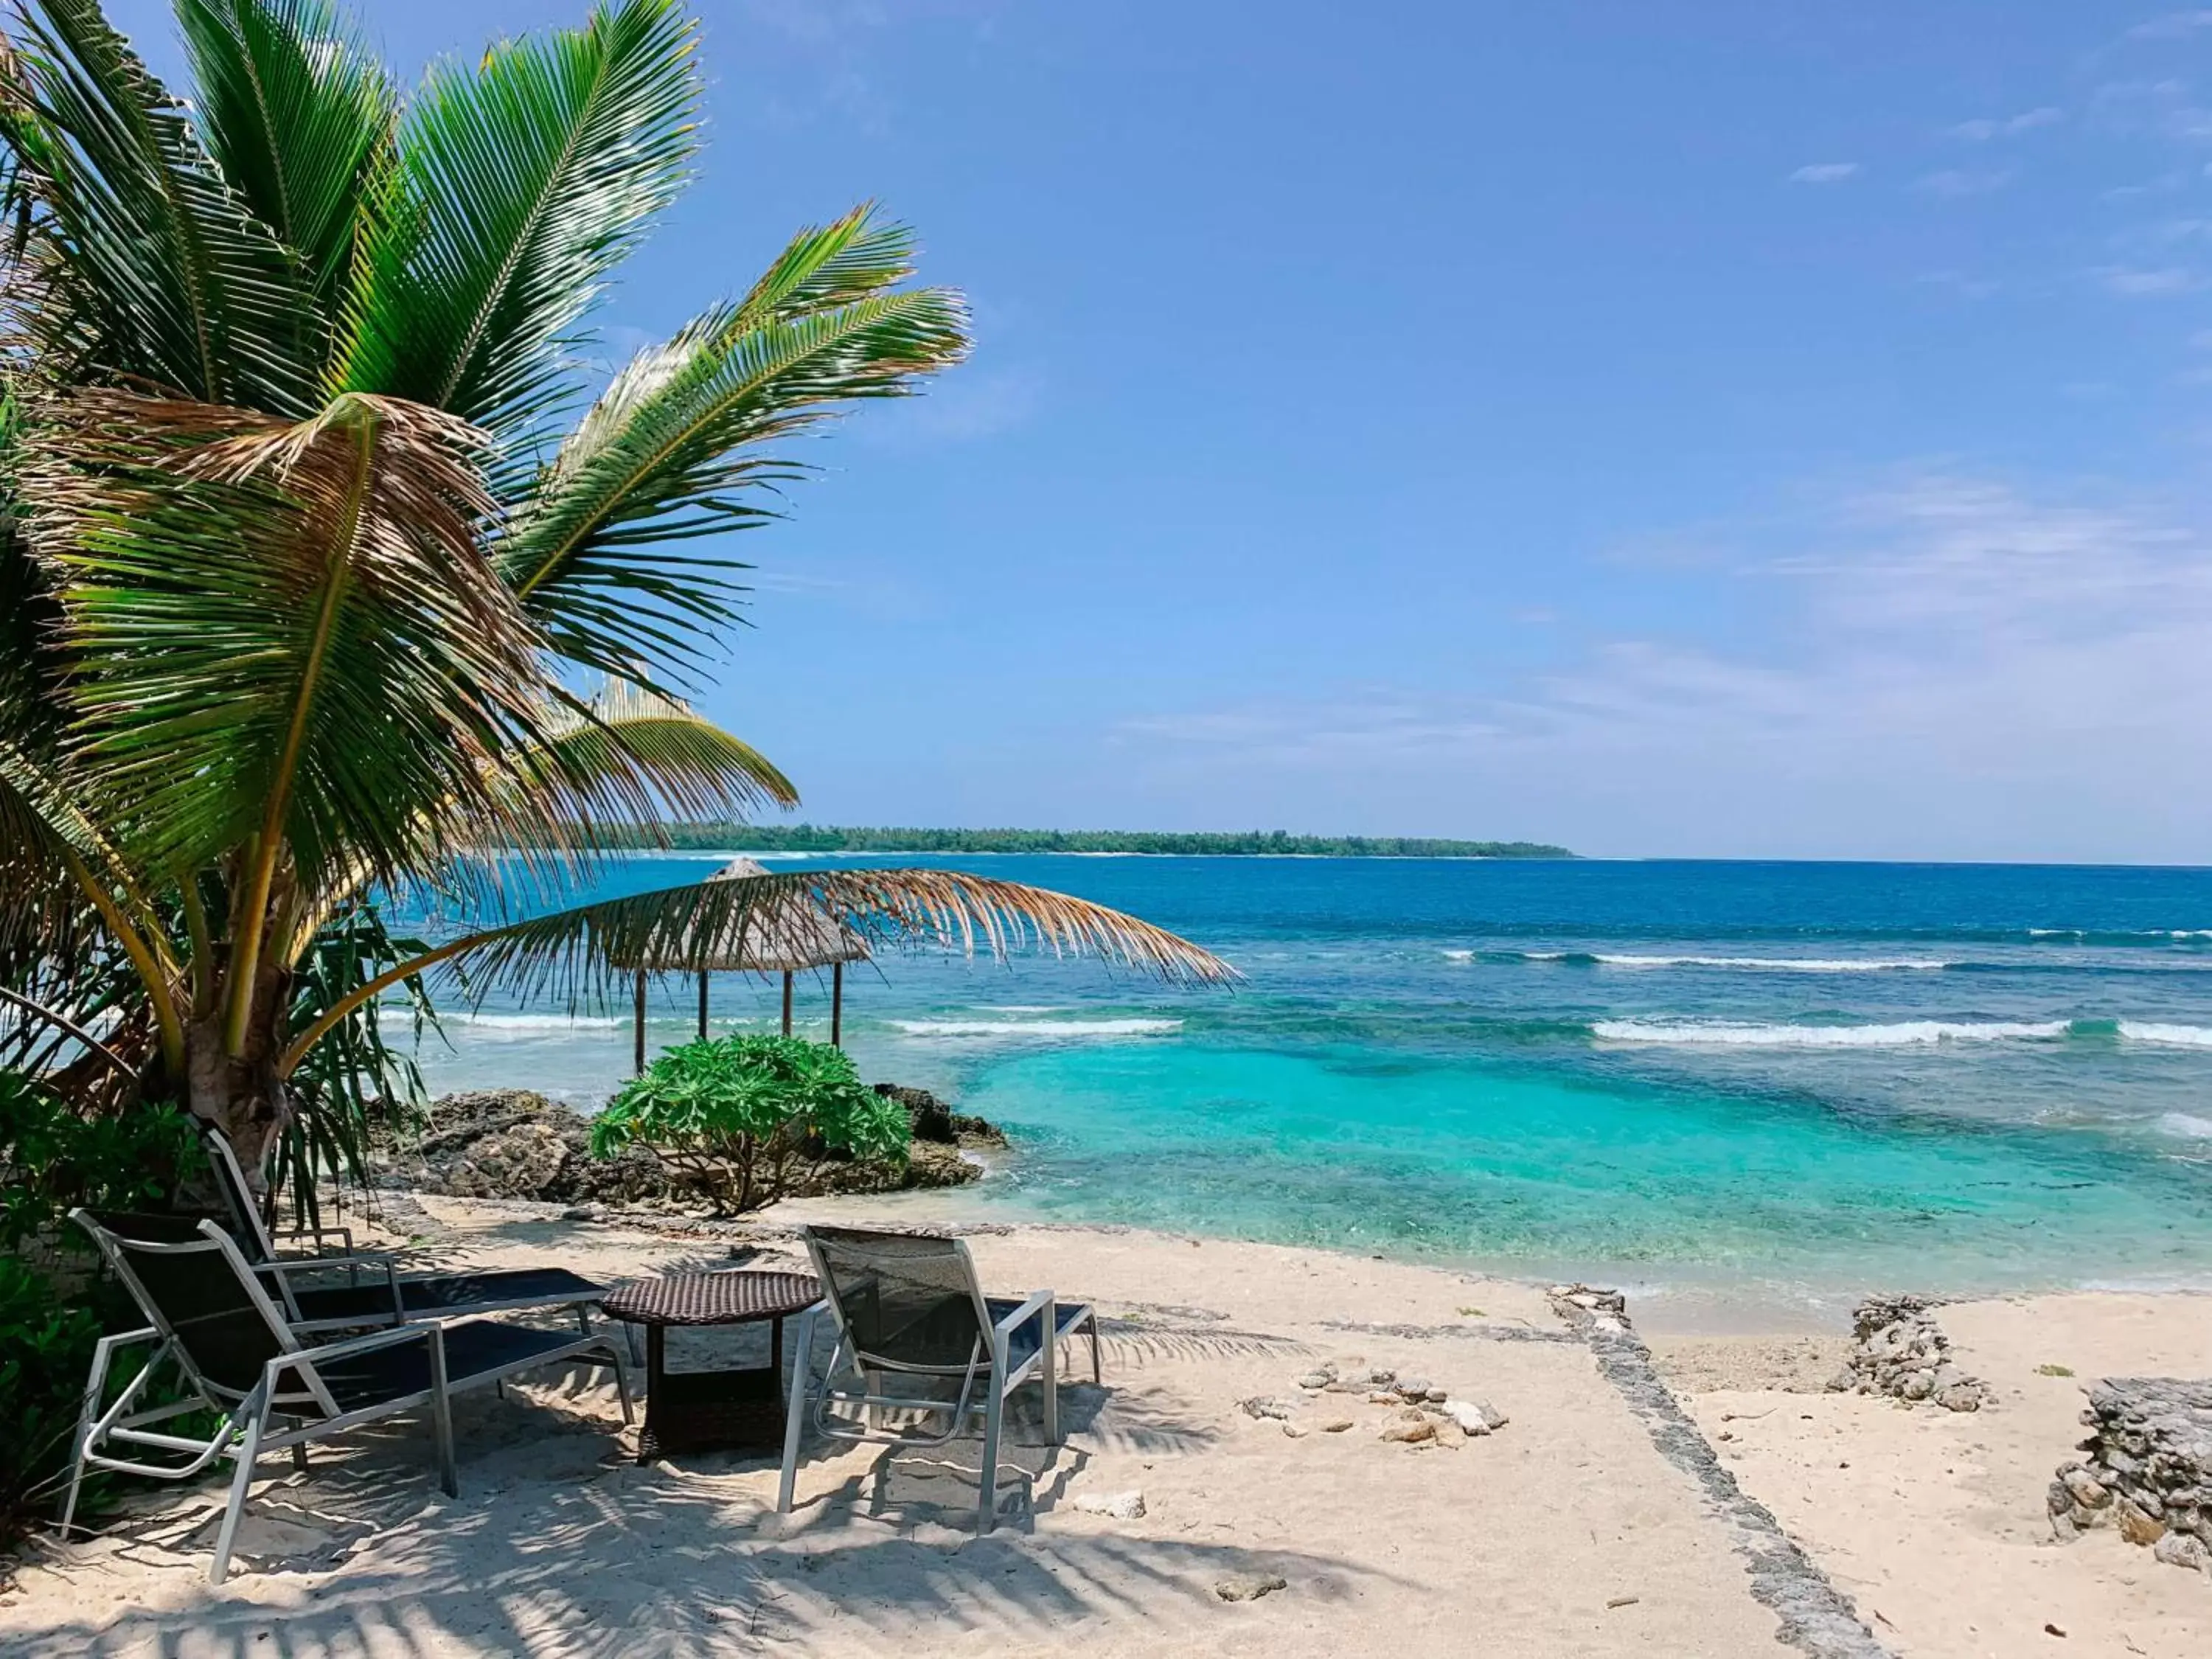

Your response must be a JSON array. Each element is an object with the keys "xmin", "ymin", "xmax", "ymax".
[{"xmin": 105, "ymin": 1, "xmax": 2212, "ymax": 860}]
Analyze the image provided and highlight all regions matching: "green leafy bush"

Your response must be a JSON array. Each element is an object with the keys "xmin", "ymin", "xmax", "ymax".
[
  {"xmin": 0, "ymin": 1070, "xmax": 204, "ymax": 1251},
  {"xmin": 0, "ymin": 1073, "xmax": 206, "ymax": 1551},
  {"xmin": 590, "ymin": 1035, "xmax": 908, "ymax": 1211},
  {"xmin": 0, "ymin": 1256, "xmax": 105, "ymax": 1554}
]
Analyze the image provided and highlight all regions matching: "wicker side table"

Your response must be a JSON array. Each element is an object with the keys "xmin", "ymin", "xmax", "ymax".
[{"xmin": 600, "ymin": 1270, "xmax": 821, "ymax": 1463}]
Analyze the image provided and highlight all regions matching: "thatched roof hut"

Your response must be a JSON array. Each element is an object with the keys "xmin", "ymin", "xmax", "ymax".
[{"xmin": 615, "ymin": 858, "xmax": 871, "ymax": 1065}]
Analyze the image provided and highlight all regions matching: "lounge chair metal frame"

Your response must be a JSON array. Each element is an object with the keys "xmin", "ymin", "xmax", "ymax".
[
  {"xmin": 195, "ymin": 1124, "xmax": 605, "ymax": 1333},
  {"xmin": 776, "ymin": 1225, "xmax": 1100, "ymax": 1533},
  {"xmin": 60, "ymin": 1208, "xmax": 633, "ymax": 1585}
]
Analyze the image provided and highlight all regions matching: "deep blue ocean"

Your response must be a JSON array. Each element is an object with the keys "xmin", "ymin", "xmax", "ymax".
[{"xmin": 406, "ymin": 855, "xmax": 2212, "ymax": 1318}]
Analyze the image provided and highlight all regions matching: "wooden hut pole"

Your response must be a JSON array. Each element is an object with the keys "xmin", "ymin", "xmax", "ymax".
[
  {"xmin": 633, "ymin": 970, "xmax": 647, "ymax": 1073},
  {"xmin": 830, "ymin": 962, "xmax": 844, "ymax": 1048},
  {"xmin": 697, "ymin": 970, "xmax": 709, "ymax": 1041},
  {"xmin": 781, "ymin": 970, "xmax": 794, "ymax": 1036}
]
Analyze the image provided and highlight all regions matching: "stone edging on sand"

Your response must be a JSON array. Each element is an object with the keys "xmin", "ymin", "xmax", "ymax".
[
  {"xmin": 1318, "ymin": 1318, "xmax": 1579, "ymax": 1346},
  {"xmin": 1548, "ymin": 1287, "xmax": 1896, "ymax": 1659}
]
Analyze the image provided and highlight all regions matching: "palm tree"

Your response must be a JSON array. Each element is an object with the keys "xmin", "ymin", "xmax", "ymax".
[{"xmin": 0, "ymin": 0, "xmax": 1231, "ymax": 1186}]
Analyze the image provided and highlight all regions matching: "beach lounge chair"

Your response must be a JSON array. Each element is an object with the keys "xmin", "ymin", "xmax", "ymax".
[
  {"xmin": 195, "ymin": 1125, "xmax": 605, "ymax": 1333},
  {"xmin": 60, "ymin": 1208, "xmax": 632, "ymax": 1585},
  {"xmin": 776, "ymin": 1224, "xmax": 1101, "ymax": 1533}
]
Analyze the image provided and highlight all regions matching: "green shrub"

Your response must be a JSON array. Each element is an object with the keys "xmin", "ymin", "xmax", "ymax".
[
  {"xmin": 0, "ymin": 1070, "xmax": 204, "ymax": 1251},
  {"xmin": 590, "ymin": 1035, "xmax": 908, "ymax": 1212},
  {"xmin": 0, "ymin": 1256, "xmax": 107, "ymax": 1553},
  {"xmin": 0, "ymin": 1073, "xmax": 206, "ymax": 1553}
]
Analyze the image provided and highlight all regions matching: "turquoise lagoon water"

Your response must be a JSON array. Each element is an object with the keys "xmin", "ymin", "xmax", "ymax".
[{"xmin": 406, "ymin": 856, "xmax": 2212, "ymax": 1313}]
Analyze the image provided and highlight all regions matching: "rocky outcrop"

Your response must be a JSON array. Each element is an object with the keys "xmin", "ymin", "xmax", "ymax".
[
  {"xmin": 1823, "ymin": 1295, "xmax": 1991, "ymax": 1412},
  {"xmin": 372, "ymin": 1087, "xmax": 996, "ymax": 1209},
  {"xmin": 2051, "ymin": 1378, "xmax": 2212, "ymax": 1577},
  {"xmin": 874, "ymin": 1083, "xmax": 1006, "ymax": 1148},
  {"xmin": 373, "ymin": 1091, "xmax": 665, "ymax": 1206}
]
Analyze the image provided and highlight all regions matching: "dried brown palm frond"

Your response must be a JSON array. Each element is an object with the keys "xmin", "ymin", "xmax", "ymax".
[{"xmin": 281, "ymin": 864, "xmax": 1239, "ymax": 1071}]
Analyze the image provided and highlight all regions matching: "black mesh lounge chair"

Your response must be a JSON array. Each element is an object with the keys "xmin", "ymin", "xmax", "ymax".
[
  {"xmin": 196, "ymin": 1125, "xmax": 605, "ymax": 1333},
  {"xmin": 60, "ymin": 1208, "xmax": 632, "ymax": 1585},
  {"xmin": 776, "ymin": 1224, "xmax": 1100, "ymax": 1533}
]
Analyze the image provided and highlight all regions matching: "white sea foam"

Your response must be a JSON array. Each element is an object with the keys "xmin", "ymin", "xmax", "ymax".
[
  {"xmin": 1588, "ymin": 953, "xmax": 1950, "ymax": 973},
  {"xmin": 974, "ymin": 1004, "xmax": 1071, "ymax": 1014},
  {"xmin": 1441, "ymin": 950, "xmax": 1475, "ymax": 961},
  {"xmin": 439, "ymin": 1014, "xmax": 641, "ymax": 1043},
  {"xmin": 1593, "ymin": 1018, "xmax": 2070, "ymax": 1047},
  {"xmin": 450, "ymin": 1013, "xmax": 628, "ymax": 1031},
  {"xmin": 2157, "ymin": 1113, "xmax": 2212, "ymax": 1139},
  {"xmin": 1506, "ymin": 950, "xmax": 1950, "ymax": 971},
  {"xmin": 2118, "ymin": 1022, "xmax": 2212, "ymax": 1048},
  {"xmin": 891, "ymin": 1017, "xmax": 1183, "ymax": 1039}
]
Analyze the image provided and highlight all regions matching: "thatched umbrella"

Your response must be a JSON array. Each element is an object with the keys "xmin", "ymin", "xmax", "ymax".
[{"xmin": 611, "ymin": 857, "xmax": 871, "ymax": 1069}]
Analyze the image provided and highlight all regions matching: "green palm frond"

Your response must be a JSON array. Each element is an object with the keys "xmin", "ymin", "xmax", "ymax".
[
  {"xmin": 333, "ymin": 0, "xmax": 698, "ymax": 448},
  {"xmin": 512, "ymin": 680, "xmax": 800, "ymax": 831},
  {"xmin": 268, "ymin": 681, "xmax": 798, "ymax": 968},
  {"xmin": 0, "ymin": 0, "xmax": 318, "ymax": 408},
  {"xmin": 175, "ymin": 0, "xmax": 396, "ymax": 313},
  {"xmin": 282, "ymin": 866, "xmax": 1239, "ymax": 1071},
  {"xmin": 500, "ymin": 208, "xmax": 970, "ymax": 684},
  {"xmin": 21, "ymin": 388, "xmax": 552, "ymax": 894}
]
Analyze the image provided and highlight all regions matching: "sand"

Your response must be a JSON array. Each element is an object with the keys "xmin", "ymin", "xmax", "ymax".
[
  {"xmin": 1655, "ymin": 1292, "xmax": 2212, "ymax": 1659},
  {"xmin": 2, "ymin": 1195, "xmax": 2207, "ymax": 1658}
]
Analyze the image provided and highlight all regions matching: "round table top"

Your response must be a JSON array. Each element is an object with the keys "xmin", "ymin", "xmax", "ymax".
[{"xmin": 601, "ymin": 1269, "xmax": 821, "ymax": 1328}]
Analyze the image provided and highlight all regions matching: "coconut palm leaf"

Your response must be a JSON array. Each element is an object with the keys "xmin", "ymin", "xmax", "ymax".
[
  {"xmin": 499, "ymin": 208, "xmax": 969, "ymax": 683},
  {"xmin": 333, "ymin": 0, "xmax": 697, "ymax": 449},
  {"xmin": 0, "ymin": 725, "xmax": 187, "ymax": 1071},
  {"xmin": 271, "ymin": 680, "xmax": 799, "ymax": 965},
  {"xmin": 21, "ymin": 389, "xmax": 552, "ymax": 901},
  {"xmin": 0, "ymin": 0, "xmax": 318, "ymax": 409},
  {"xmin": 281, "ymin": 866, "xmax": 1239, "ymax": 1071},
  {"xmin": 509, "ymin": 681, "xmax": 799, "ymax": 832},
  {"xmin": 175, "ymin": 0, "xmax": 396, "ymax": 313}
]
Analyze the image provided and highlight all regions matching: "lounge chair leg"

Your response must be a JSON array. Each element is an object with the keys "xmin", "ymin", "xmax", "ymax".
[
  {"xmin": 1088, "ymin": 1311, "xmax": 1102, "ymax": 1385},
  {"xmin": 60, "ymin": 1336, "xmax": 119, "ymax": 1540},
  {"xmin": 428, "ymin": 1333, "xmax": 458, "ymax": 1498},
  {"xmin": 978, "ymin": 1367, "xmax": 1005, "ymax": 1535},
  {"xmin": 210, "ymin": 1408, "xmax": 265, "ymax": 1587},
  {"xmin": 776, "ymin": 1309, "xmax": 815, "ymax": 1514},
  {"xmin": 1042, "ymin": 1301, "xmax": 1060, "ymax": 1446}
]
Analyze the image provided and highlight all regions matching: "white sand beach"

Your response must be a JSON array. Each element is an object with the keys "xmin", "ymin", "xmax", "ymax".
[{"xmin": 4, "ymin": 1197, "xmax": 2208, "ymax": 1658}]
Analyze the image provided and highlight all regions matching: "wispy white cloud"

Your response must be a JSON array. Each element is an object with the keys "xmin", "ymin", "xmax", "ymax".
[
  {"xmin": 2126, "ymin": 10, "xmax": 2212, "ymax": 41},
  {"xmin": 1787, "ymin": 161, "xmax": 1860, "ymax": 184},
  {"xmin": 1116, "ymin": 475, "xmax": 2212, "ymax": 860},
  {"xmin": 1947, "ymin": 107, "xmax": 2063, "ymax": 141},
  {"xmin": 2095, "ymin": 263, "xmax": 2201, "ymax": 294}
]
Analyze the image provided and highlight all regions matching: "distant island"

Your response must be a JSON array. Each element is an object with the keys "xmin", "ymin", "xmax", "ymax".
[{"xmin": 633, "ymin": 825, "xmax": 1576, "ymax": 858}]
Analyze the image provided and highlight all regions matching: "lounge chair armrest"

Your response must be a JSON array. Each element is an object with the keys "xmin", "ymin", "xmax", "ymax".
[
  {"xmin": 992, "ymin": 1287, "xmax": 1054, "ymax": 1344},
  {"xmin": 289, "ymin": 1321, "xmax": 434, "ymax": 1366},
  {"xmin": 257, "ymin": 1253, "xmax": 394, "ymax": 1279}
]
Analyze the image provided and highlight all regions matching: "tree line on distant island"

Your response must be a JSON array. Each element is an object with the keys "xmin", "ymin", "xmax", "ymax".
[{"xmin": 630, "ymin": 826, "xmax": 1577, "ymax": 858}]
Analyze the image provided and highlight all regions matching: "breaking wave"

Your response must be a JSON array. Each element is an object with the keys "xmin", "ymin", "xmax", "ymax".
[
  {"xmin": 1593, "ymin": 1018, "xmax": 2071, "ymax": 1048},
  {"xmin": 2116, "ymin": 1022, "xmax": 2212, "ymax": 1048},
  {"xmin": 1515, "ymin": 951, "xmax": 1952, "ymax": 973},
  {"xmin": 890, "ymin": 1018, "xmax": 1184, "ymax": 1040}
]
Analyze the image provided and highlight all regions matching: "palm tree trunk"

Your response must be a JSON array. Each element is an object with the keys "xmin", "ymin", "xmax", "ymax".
[{"xmin": 185, "ymin": 961, "xmax": 296, "ymax": 1189}]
